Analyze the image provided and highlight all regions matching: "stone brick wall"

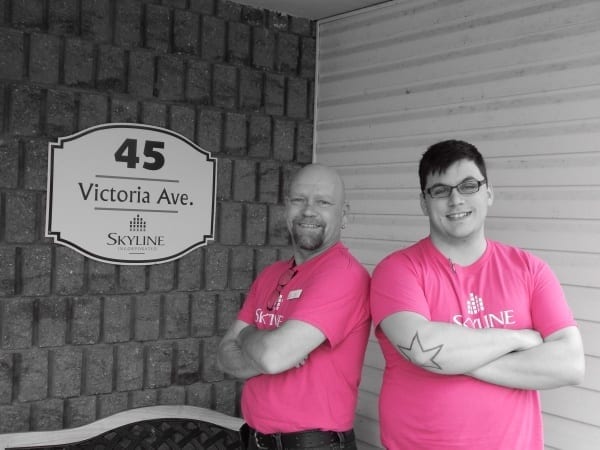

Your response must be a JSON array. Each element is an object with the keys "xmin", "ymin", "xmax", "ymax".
[{"xmin": 0, "ymin": 0, "xmax": 314, "ymax": 433}]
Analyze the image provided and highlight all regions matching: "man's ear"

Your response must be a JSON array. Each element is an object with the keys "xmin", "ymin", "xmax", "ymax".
[
  {"xmin": 486, "ymin": 183, "xmax": 494, "ymax": 207},
  {"xmin": 341, "ymin": 202, "xmax": 350, "ymax": 228},
  {"xmin": 420, "ymin": 193, "xmax": 429, "ymax": 216}
]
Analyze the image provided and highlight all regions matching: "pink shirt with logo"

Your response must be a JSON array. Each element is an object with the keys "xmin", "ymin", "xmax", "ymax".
[
  {"xmin": 370, "ymin": 237, "xmax": 576, "ymax": 450},
  {"xmin": 238, "ymin": 242, "xmax": 371, "ymax": 434}
]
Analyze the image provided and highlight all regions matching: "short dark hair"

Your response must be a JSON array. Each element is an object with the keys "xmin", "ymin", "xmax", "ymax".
[{"xmin": 418, "ymin": 140, "xmax": 488, "ymax": 192}]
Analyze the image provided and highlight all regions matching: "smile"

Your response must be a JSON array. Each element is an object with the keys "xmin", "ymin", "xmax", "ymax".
[{"xmin": 446, "ymin": 212, "xmax": 471, "ymax": 220}]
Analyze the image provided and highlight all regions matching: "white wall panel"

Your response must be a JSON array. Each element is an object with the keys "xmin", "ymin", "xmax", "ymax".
[{"xmin": 316, "ymin": 0, "xmax": 600, "ymax": 448}]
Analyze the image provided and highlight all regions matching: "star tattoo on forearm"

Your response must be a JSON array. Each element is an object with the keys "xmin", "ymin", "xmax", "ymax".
[{"xmin": 398, "ymin": 332, "xmax": 444, "ymax": 370}]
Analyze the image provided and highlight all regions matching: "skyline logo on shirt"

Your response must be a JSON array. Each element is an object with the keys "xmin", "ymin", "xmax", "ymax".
[{"xmin": 453, "ymin": 291, "xmax": 516, "ymax": 329}]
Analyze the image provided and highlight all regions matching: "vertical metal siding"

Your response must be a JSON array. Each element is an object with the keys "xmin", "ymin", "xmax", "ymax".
[{"xmin": 315, "ymin": 1, "xmax": 600, "ymax": 449}]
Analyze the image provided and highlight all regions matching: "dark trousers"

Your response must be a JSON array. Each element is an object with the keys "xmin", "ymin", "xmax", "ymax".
[{"xmin": 241, "ymin": 425, "xmax": 357, "ymax": 450}]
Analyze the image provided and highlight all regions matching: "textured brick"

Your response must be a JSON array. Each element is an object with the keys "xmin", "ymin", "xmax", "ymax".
[
  {"xmin": 252, "ymin": 28, "xmax": 275, "ymax": 70},
  {"xmin": 248, "ymin": 115, "xmax": 271, "ymax": 158},
  {"xmin": 97, "ymin": 45, "xmax": 126, "ymax": 92},
  {"xmin": 175, "ymin": 338, "xmax": 201, "ymax": 384},
  {"xmin": 114, "ymin": 0, "xmax": 142, "ymax": 48},
  {"xmin": 55, "ymin": 247, "xmax": 85, "ymax": 295},
  {"xmin": 127, "ymin": 49, "xmax": 155, "ymax": 98},
  {"xmin": 145, "ymin": 5, "xmax": 170, "ymax": 53},
  {"xmin": 0, "ymin": 404, "xmax": 29, "ymax": 433},
  {"xmin": 46, "ymin": 90, "xmax": 76, "ymax": 137},
  {"xmin": 300, "ymin": 37, "xmax": 316, "ymax": 78},
  {"xmin": 156, "ymin": 55, "xmax": 184, "ymax": 100},
  {"xmin": 5, "ymin": 191, "xmax": 37, "ymax": 243},
  {"xmin": 145, "ymin": 342, "xmax": 173, "ymax": 388},
  {"xmin": 177, "ymin": 248, "xmax": 204, "ymax": 291},
  {"xmin": 201, "ymin": 16, "xmax": 225, "ymax": 61},
  {"xmin": 174, "ymin": 9, "xmax": 200, "ymax": 54},
  {"xmin": 216, "ymin": 0, "xmax": 241, "ymax": 21},
  {"xmin": 111, "ymin": 97, "xmax": 139, "ymax": 122},
  {"xmin": 130, "ymin": 389, "xmax": 157, "ymax": 408},
  {"xmin": 84, "ymin": 346, "xmax": 113, "ymax": 395},
  {"xmin": 200, "ymin": 336, "xmax": 222, "ymax": 382},
  {"xmin": 213, "ymin": 64, "xmax": 237, "ymax": 109},
  {"xmin": 134, "ymin": 294, "xmax": 160, "ymax": 341},
  {"xmin": 196, "ymin": 109, "xmax": 223, "ymax": 154},
  {"xmin": 161, "ymin": 0, "xmax": 187, "ymax": 9},
  {"xmin": 242, "ymin": 6, "xmax": 267, "ymax": 27},
  {"xmin": 71, "ymin": 297, "xmax": 101, "ymax": 345},
  {"xmin": 23, "ymin": 138, "xmax": 47, "ymax": 191},
  {"xmin": 0, "ymin": 246, "xmax": 16, "ymax": 296},
  {"xmin": 214, "ymin": 380, "xmax": 237, "ymax": 415},
  {"xmin": 229, "ymin": 247, "xmax": 254, "ymax": 290},
  {"xmin": 227, "ymin": 22, "xmax": 250, "ymax": 65},
  {"xmin": 233, "ymin": 159, "xmax": 256, "ymax": 202},
  {"xmin": 268, "ymin": 204, "xmax": 289, "ymax": 246},
  {"xmin": 1, "ymin": 298, "xmax": 33, "ymax": 349},
  {"xmin": 276, "ymin": 32, "xmax": 299, "ymax": 74},
  {"xmin": 290, "ymin": 16, "xmax": 313, "ymax": 37},
  {"xmin": 98, "ymin": 392, "xmax": 128, "ymax": 418},
  {"xmin": 164, "ymin": 292, "xmax": 190, "ymax": 339},
  {"xmin": 255, "ymin": 247, "xmax": 278, "ymax": 275},
  {"xmin": 31, "ymin": 398, "xmax": 63, "ymax": 431},
  {"xmin": 218, "ymin": 202, "xmax": 243, "ymax": 245},
  {"xmin": 0, "ymin": 139, "xmax": 19, "ymax": 188},
  {"xmin": 224, "ymin": 111, "xmax": 248, "ymax": 154},
  {"xmin": 11, "ymin": 0, "xmax": 45, "ymax": 29},
  {"xmin": 264, "ymin": 73, "xmax": 285, "ymax": 116},
  {"xmin": 38, "ymin": 297, "xmax": 68, "ymax": 347},
  {"xmin": 29, "ymin": 33, "xmax": 60, "ymax": 84},
  {"xmin": 88, "ymin": 260, "xmax": 116, "ymax": 294},
  {"xmin": 116, "ymin": 342, "xmax": 143, "ymax": 391},
  {"xmin": 286, "ymin": 77, "xmax": 308, "ymax": 118},
  {"xmin": 190, "ymin": 0, "xmax": 215, "ymax": 15},
  {"xmin": 65, "ymin": 396, "xmax": 96, "ymax": 427},
  {"xmin": 0, "ymin": 352, "xmax": 14, "ymax": 404},
  {"xmin": 269, "ymin": 12, "xmax": 288, "ymax": 32},
  {"xmin": 159, "ymin": 386, "xmax": 185, "ymax": 404},
  {"xmin": 296, "ymin": 121, "xmax": 314, "ymax": 163},
  {"xmin": 245, "ymin": 203, "xmax": 268, "ymax": 246},
  {"xmin": 103, "ymin": 296, "xmax": 132, "ymax": 343},
  {"xmin": 239, "ymin": 68, "xmax": 263, "ymax": 112},
  {"xmin": 216, "ymin": 157, "xmax": 232, "ymax": 200},
  {"xmin": 48, "ymin": 0, "xmax": 79, "ymax": 35},
  {"xmin": 50, "ymin": 347, "xmax": 82, "ymax": 398},
  {"xmin": 0, "ymin": 28, "xmax": 25, "ymax": 80},
  {"xmin": 204, "ymin": 246, "xmax": 228, "ymax": 291},
  {"xmin": 16, "ymin": 349, "xmax": 48, "ymax": 402},
  {"xmin": 258, "ymin": 161, "xmax": 280, "ymax": 203},
  {"xmin": 78, "ymin": 93, "xmax": 109, "ymax": 129},
  {"xmin": 141, "ymin": 101, "xmax": 167, "ymax": 127},
  {"xmin": 186, "ymin": 60, "xmax": 211, "ymax": 104},
  {"xmin": 169, "ymin": 105, "xmax": 196, "ymax": 140},
  {"xmin": 119, "ymin": 265, "xmax": 146, "ymax": 293},
  {"xmin": 81, "ymin": 0, "xmax": 111, "ymax": 42},
  {"xmin": 64, "ymin": 38, "xmax": 95, "ymax": 88},
  {"xmin": 186, "ymin": 382, "xmax": 212, "ymax": 408},
  {"xmin": 273, "ymin": 119, "xmax": 295, "ymax": 161},
  {"xmin": 20, "ymin": 247, "xmax": 51, "ymax": 296},
  {"xmin": 9, "ymin": 85, "xmax": 42, "ymax": 136},
  {"xmin": 307, "ymin": 81, "xmax": 315, "ymax": 120},
  {"xmin": 217, "ymin": 292, "xmax": 243, "ymax": 334},
  {"xmin": 190, "ymin": 292, "xmax": 216, "ymax": 337},
  {"xmin": 148, "ymin": 262, "xmax": 175, "ymax": 292}
]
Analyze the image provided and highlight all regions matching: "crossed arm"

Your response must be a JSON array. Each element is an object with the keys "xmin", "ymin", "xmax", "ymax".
[
  {"xmin": 380, "ymin": 311, "xmax": 585, "ymax": 389},
  {"xmin": 217, "ymin": 319, "xmax": 326, "ymax": 379}
]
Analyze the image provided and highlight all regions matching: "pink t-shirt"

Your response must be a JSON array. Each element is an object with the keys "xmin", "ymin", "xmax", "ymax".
[
  {"xmin": 238, "ymin": 242, "xmax": 371, "ymax": 433},
  {"xmin": 370, "ymin": 237, "xmax": 576, "ymax": 450}
]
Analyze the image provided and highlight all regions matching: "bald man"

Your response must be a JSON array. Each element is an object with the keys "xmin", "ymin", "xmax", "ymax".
[{"xmin": 218, "ymin": 164, "xmax": 370, "ymax": 450}]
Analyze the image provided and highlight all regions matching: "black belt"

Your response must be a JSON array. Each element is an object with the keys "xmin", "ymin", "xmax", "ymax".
[{"xmin": 251, "ymin": 427, "xmax": 355, "ymax": 449}]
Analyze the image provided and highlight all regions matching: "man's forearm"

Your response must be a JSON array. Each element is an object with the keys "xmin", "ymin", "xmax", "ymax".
[{"xmin": 217, "ymin": 337, "xmax": 262, "ymax": 380}]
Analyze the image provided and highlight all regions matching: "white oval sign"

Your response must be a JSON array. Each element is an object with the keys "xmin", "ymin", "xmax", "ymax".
[{"xmin": 46, "ymin": 123, "xmax": 217, "ymax": 265}]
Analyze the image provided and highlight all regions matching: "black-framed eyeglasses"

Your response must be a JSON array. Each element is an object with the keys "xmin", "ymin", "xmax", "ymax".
[
  {"xmin": 425, "ymin": 178, "xmax": 487, "ymax": 199},
  {"xmin": 266, "ymin": 267, "xmax": 298, "ymax": 311}
]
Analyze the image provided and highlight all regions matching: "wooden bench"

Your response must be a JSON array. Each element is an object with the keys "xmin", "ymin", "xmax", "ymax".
[{"xmin": 0, "ymin": 405, "xmax": 245, "ymax": 449}]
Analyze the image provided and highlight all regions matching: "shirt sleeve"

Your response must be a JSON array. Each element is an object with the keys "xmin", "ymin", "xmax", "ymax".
[{"xmin": 370, "ymin": 251, "xmax": 431, "ymax": 327}]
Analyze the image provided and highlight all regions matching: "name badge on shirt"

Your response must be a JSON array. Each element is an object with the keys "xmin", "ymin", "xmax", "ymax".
[{"xmin": 287, "ymin": 289, "xmax": 302, "ymax": 300}]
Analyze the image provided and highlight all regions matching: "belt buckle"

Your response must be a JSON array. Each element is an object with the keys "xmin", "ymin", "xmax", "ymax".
[{"xmin": 254, "ymin": 431, "xmax": 271, "ymax": 450}]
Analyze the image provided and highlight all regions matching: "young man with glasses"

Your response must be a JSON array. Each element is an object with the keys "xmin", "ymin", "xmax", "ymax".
[
  {"xmin": 218, "ymin": 164, "xmax": 370, "ymax": 450},
  {"xmin": 370, "ymin": 139, "xmax": 584, "ymax": 449}
]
